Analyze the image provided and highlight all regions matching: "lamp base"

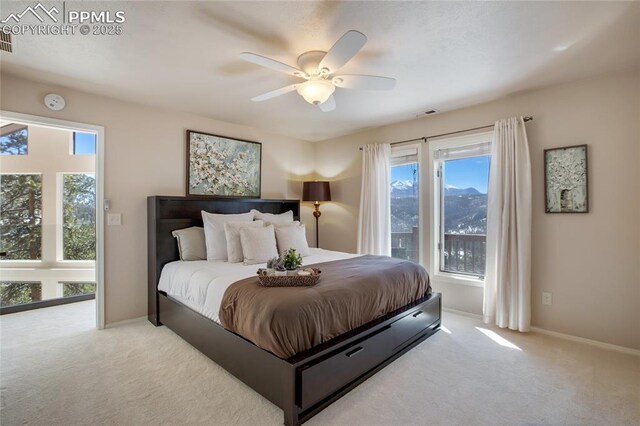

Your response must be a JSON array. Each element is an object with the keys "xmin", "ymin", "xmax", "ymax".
[{"xmin": 313, "ymin": 202, "xmax": 321, "ymax": 248}]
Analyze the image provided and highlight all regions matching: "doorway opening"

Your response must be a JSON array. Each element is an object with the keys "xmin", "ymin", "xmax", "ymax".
[{"xmin": 0, "ymin": 112, "xmax": 104, "ymax": 329}]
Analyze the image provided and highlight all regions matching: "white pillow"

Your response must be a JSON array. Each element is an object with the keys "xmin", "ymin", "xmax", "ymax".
[
  {"xmin": 273, "ymin": 221, "xmax": 300, "ymax": 228},
  {"xmin": 251, "ymin": 209, "xmax": 294, "ymax": 224},
  {"xmin": 240, "ymin": 224, "xmax": 278, "ymax": 265},
  {"xmin": 171, "ymin": 227, "xmax": 206, "ymax": 261},
  {"xmin": 201, "ymin": 210, "xmax": 254, "ymax": 261},
  {"xmin": 275, "ymin": 224, "xmax": 310, "ymax": 257},
  {"xmin": 224, "ymin": 220, "xmax": 264, "ymax": 263}
]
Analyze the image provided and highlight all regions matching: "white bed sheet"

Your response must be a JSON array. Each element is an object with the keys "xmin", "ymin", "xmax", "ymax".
[{"xmin": 158, "ymin": 248, "xmax": 361, "ymax": 323}]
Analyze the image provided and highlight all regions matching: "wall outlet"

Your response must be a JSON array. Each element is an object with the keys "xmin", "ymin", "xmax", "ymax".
[
  {"xmin": 542, "ymin": 292, "xmax": 553, "ymax": 306},
  {"xmin": 107, "ymin": 213, "xmax": 122, "ymax": 226}
]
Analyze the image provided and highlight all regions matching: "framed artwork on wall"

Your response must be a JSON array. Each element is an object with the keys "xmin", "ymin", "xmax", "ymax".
[
  {"xmin": 544, "ymin": 144, "xmax": 588, "ymax": 213},
  {"xmin": 186, "ymin": 130, "xmax": 262, "ymax": 198}
]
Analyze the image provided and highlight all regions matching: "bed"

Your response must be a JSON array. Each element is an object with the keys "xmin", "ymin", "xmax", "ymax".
[{"xmin": 148, "ymin": 196, "xmax": 441, "ymax": 425}]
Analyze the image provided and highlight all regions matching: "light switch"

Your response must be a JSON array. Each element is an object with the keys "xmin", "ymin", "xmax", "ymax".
[{"xmin": 107, "ymin": 213, "xmax": 122, "ymax": 226}]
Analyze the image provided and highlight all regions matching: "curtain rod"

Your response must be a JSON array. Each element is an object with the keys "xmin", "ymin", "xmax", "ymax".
[{"xmin": 359, "ymin": 116, "xmax": 533, "ymax": 150}]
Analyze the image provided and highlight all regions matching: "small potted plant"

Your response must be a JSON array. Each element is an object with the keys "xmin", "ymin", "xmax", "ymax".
[{"xmin": 282, "ymin": 248, "xmax": 303, "ymax": 276}]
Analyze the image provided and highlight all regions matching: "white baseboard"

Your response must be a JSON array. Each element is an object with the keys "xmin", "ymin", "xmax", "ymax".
[
  {"xmin": 530, "ymin": 326, "xmax": 640, "ymax": 357},
  {"xmin": 104, "ymin": 315, "xmax": 147, "ymax": 329},
  {"xmin": 442, "ymin": 307, "xmax": 483, "ymax": 320},
  {"xmin": 442, "ymin": 307, "xmax": 639, "ymax": 357}
]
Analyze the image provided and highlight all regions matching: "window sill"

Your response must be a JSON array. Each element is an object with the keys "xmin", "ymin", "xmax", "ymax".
[{"xmin": 432, "ymin": 272, "xmax": 485, "ymax": 288}]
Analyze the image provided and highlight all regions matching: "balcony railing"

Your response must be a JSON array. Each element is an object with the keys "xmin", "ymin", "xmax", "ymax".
[
  {"xmin": 391, "ymin": 227, "xmax": 419, "ymax": 263},
  {"xmin": 442, "ymin": 233, "xmax": 486, "ymax": 276},
  {"xmin": 390, "ymin": 230, "xmax": 486, "ymax": 276}
]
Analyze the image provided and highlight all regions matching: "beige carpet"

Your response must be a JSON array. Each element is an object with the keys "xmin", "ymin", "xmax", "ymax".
[{"xmin": 1, "ymin": 301, "xmax": 639, "ymax": 426}]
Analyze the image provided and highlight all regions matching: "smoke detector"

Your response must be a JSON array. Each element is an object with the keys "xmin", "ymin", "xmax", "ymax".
[{"xmin": 44, "ymin": 94, "xmax": 66, "ymax": 111}]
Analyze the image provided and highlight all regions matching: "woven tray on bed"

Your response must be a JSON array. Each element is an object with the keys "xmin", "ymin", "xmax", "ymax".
[{"xmin": 256, "ymin": 268, "xmax": 321, "ymax": 287}]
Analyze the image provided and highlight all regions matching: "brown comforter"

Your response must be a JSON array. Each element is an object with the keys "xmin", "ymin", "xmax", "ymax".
[{"xmin": 219, "ymin": 255, "xmax": 431, "ymax": 358}]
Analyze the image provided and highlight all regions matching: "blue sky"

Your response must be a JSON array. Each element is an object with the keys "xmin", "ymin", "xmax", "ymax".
[
  {"xmin": 391, "ymin": 163, "xmax": 419, "ymax": 184},
  {"xmin": 391, "ymin": 155, "xmax": 490, "ymax": 193},
  {"xmin": 74, "ymin": 132, "xmax": 96, "ymax": 155}
]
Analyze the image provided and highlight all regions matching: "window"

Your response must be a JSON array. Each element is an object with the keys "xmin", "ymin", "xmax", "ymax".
[
  {"xmin": 0, "ymin": 174, "xmax": 43, "ymax": 260},
  {"xmin": 62, "ymin": 173, "xmax": 96, "ymax": 260},
  {"xmin": 0, "ymin": 281, "xmax": 42, "ymax": 307},
  {"xmin": 72, "ymin": 132, "xmax": 96, "ymax": 155},
  {"xmin": 61, "ymin": 282, "xmax": 96, "ymax": 297},
  {"xmin": 390, "ymin": 145, "xmax": 420, "ymax": 263},
  {"xmin": 0, "ymin": 124, "xmax": 28, "ymax": 155},
  {"xmin": 431, "ymin": 132, "xmax": 492, "ymax": 280}
]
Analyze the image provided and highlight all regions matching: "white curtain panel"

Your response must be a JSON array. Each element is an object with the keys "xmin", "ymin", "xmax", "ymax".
[
  {"xmin": 483, "ymin": 117, "xmax": 532, "ymax": 332},
  {"xmin": 357, "ymin": 143, "xmax": 391, "ymax": 256}
]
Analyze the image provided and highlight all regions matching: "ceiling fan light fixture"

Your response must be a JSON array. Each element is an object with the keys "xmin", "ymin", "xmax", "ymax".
[{"xmin": 296, "ymin": 80, "xmax": 335, "ymax": 105}]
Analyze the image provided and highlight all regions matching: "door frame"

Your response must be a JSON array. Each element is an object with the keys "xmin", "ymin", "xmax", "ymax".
[{"xmin": 1, "ymin": 110, "xmax": 106, "ymax": 329}]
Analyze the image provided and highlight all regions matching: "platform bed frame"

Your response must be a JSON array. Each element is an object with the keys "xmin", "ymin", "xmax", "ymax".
[{"xmin": 148, "ymin": 196, "xmax": 441, "ymax": 425}]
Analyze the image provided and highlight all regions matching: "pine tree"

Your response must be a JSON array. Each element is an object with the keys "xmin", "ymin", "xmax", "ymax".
[{"xmin": 0, "ymin": 129, "xmax": 28, "ymax": 155}]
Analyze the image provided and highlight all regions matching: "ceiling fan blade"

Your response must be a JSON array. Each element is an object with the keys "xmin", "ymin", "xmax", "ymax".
[
  {"xmin": 240, "ymin": 52, "xmax": 306, "ymax": 78},
  {"xmin": 251, "ymin": 84, "xmax": 298, "ymax": 102},
  {"xmin": 332, "ymin": 74, "xmax": 396, "ymax": 90},
  {"xmin": 318, "ymin": 30, "xmax": 367, "ymax": 73},
  {"xmin": 318, "ymin": 95, "xmax": 336, "ymax": 112}
]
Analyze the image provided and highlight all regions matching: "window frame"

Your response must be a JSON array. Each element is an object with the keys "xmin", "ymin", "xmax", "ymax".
[
  {"xmin": 390, "ymin": 142, "xmax": 424, "ymax": 265},
  {"xmin": 428, "ymin": 131, "xmax": 493, "ymax": 287}
]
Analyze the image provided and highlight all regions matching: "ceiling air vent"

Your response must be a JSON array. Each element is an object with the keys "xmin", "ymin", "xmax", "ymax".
[
  {"xmin": 415, "ymin": 109, "xmax": 439, "ymax": 118},
  {"xmin": 0, "ymin": 33, "xmax": 12, "ymax": 53}
]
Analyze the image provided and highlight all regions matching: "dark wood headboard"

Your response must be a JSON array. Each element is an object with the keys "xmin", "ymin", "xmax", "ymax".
[{"xmin": 147, "ymin": 196, "xmax": 300, "ymax": 325}]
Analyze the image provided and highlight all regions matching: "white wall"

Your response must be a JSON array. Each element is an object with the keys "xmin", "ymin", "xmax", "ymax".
[
  {"xmin": 0, "ymin": 72, "xmax": 316, "ymax": 324},
  {"xmin": 2, "ymin": 69, "xmax": 638, "ymax": 350},
  {"xmin": 315, "ymin": 69, "xmax": 640, "ymax": 350}
]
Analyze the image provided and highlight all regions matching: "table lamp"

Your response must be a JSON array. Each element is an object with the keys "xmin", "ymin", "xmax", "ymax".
[{"xmin": 302, "ymin": 181, "xmax": 331, "ymax": 248}]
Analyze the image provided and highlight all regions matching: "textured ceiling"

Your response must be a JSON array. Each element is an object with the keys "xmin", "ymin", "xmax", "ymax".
[{"xmin": 1, "ymin": 1, "xmax": 639, "ymax": 141}]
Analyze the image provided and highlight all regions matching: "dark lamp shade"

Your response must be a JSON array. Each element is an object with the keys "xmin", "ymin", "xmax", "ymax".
[{"xmin": 302, "ymin": 181, "xmax": 331, "ymax": 202}]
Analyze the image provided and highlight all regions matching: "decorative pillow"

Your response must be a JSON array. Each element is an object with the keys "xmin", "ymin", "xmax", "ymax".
[
  {"xmin": 201, "ymin": 210, "xmax": 254, "ymax": 261},
  {"xmin": 240, "ymin": 224, "xmax": 278, "ymax": 265},
  {"xmin": 272, "ymin": 221, "xmax": 301, "ymax": 228},
  {"xmin": 275, "ymin": 224, "xmax": 310, "ymax": 257},
  {"xmin": 251, "ymin": 209, "xmax": 294, "ymax": 224},
  {"xmin": 224, "ymin": 220, "xmax": 264, "ymax": 263},
  {"xmin": 171, "ymin": 227, "xmax": 206, "ymax": 261}
]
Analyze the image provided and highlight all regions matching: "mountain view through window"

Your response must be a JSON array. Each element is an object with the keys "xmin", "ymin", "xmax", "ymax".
[
  {"xmin": 441, "ymin": 155, "xmax": 489, "ymax": 276},
  {"xmin": 390, "ymin": 162, "xmax": 419, "ymax": 263}
]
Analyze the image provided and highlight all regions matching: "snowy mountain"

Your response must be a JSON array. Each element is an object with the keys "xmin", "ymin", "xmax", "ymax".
[
  {"xmin": 444, "ymin": 185, "xmax": 482, "ymax": 196},
  {"xmin": 391, "ymin": 181, "xmax": 483, "ymax": 198},
  {"xmin": 390, "ymin": 180, "xmax": 417, "ymax": 198},
  {"xmin": 391, "ymin": 180, "xmax": 413, "ymax": 189},
  {"xmin": 390, "ymin": 181, "xmax": 487, "ymax": 234}
]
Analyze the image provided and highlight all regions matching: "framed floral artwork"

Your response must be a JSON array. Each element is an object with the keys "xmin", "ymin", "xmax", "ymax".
[
  {"xmin": 544, "ymin": 144, "xmax": 588, "ymax": 213},
  {"xmin": 186, "ymin": 130, "xmax": 261, "ymax": 198}
]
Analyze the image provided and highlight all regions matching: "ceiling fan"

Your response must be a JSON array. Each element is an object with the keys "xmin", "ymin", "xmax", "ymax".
[{"xmin": 240, "ymin": 30, "xmax": 396, "ymax": 112}]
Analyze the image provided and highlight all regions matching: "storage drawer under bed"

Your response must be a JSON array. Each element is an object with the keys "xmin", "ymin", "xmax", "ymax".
[{"xmin": 298, "ymin": 294, "xmax": 440, "ymax": 409}]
